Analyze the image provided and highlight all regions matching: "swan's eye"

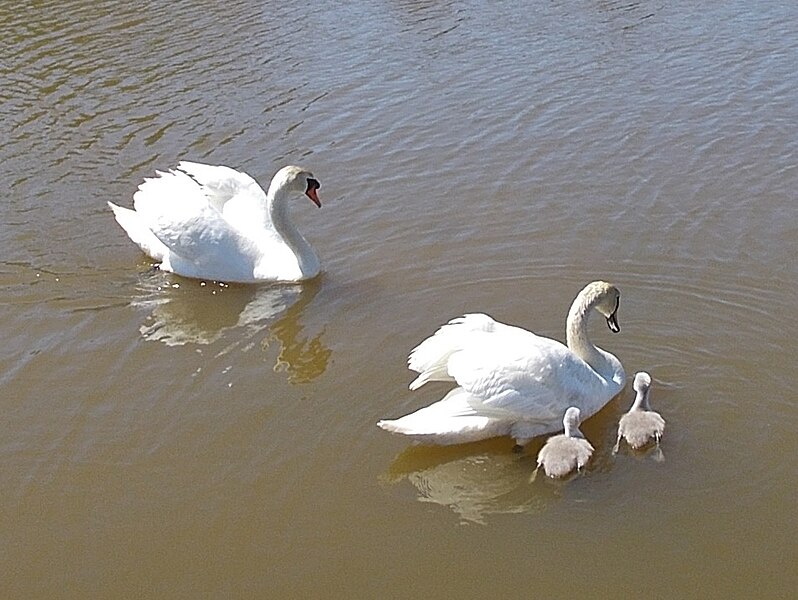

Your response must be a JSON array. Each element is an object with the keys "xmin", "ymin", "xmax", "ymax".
[{"xmin": 307, "ymin": 178, "xmax": 320, "ymax": 191}]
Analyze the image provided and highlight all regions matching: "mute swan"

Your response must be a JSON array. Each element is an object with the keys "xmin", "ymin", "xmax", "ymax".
[
  {"xmin": 377, "ymin": 281, "xmax": 626, "ymax": 446},
  {"xmin": 613, "ymin": 371, "xmax": 665, "ymax": 451},
  {"xmin": 533, "ymin": 407, "xmax": 594, "ymax": 479},
  {"xmin": 108, "ymin": 162, "xmax": 322, "ymax": 283}
]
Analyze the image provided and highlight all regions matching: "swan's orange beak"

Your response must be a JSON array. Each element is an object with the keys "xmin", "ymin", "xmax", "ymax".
[{"xmin": 306, "ymin": 179, "xmax": 321, "ymax": 207}]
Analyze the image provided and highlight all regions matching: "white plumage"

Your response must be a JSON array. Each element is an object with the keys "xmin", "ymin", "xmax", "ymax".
[
  {"xmin": 108, "ymin": 162, "xmax": 322, "ymax": 283},
  {"xmin": 378, "ymin": 281, "xmax": 626, "ymax": 446}
]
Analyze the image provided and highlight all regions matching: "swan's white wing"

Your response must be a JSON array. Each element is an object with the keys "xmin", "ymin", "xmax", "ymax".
[
  {"xmin": 409, "ymin": 314, "xmax": 529, "ymax": 367},
  {"xmin": 107, "ymin": 201, "xmax": 170, "ymax": 262},
  {"xmin": 132, "ymin": 169, "xmax": 260, "ymax": 279},
  {"xmin": 447, "ymin": 335, "xmax": 590, "ymax": 421},
  {"xmin": 176, "ymin": 161, "xmax": 264, "ymax": 212},
  {"xmin": 176, "ymin": 161, "xmax": 283, "ymax": 246},
  {"xmin": 408, "ymin": 314, "xmax": 537, "ymax": 390}
]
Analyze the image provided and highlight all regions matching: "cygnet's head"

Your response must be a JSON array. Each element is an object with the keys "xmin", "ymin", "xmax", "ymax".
[
  {"xmin": 271, "ymin": 165, "xmax": 322, "ymax": 207},
  {"xmin": 585, "ymin": 281, "xmax": 621, "ymax": 333},
  {"xmin": 631, "ymin": 371, "xmax": 653, "ymax": 411},
  {"xmin": 633, "ymin": 371, "xmax": 652, "ymax": 393}
]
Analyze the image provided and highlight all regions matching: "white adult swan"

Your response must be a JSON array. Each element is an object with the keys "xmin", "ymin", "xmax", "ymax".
[
  {"xmin": 108, "ymin": 162, "xmax": 322, "ymax": 283},
  {"xmin": 613, "ymin": 371, "xmax": 665, "ymax": 452},
  {"xmin": 377, "ymin": 281, "xmax": 626, "ymax": 446},
  {"xmin": 534, "ymin": 407, "xmax": 594, "ymax": 479}
]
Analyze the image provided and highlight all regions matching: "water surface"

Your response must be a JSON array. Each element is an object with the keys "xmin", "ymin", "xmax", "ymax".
[{"xmin": 1, "ymin": 0, "xmax": 796, "ymax": 597}]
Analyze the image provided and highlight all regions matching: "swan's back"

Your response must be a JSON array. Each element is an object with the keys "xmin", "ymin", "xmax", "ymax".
[
  {"xmin": 133, "ymin": 167, "xmax": 208, "ymax": 219},
  {"xmin": 131, "ymin": 170, "xmax": 262, "ymax": 281},
  {"xmin": 174, "ymin": 162, "xmax": 281, "ymax": 242},
  {"xmin": 407, "ymin": 313, "xmax": 536, "ymax": 390},
  {"xmin": 445, "ymin": 332, "xmax": 621, "ymax": 424},
  {"xmin": 174, "ymin": 161, "xmax": 256, "ymax": 208}
]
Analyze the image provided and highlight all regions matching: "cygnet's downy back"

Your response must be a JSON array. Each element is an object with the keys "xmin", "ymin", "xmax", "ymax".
[
  {"xmin": 534, "ymin": 407, "xmax": 594, "ymax": 479},
  {"xmin": 614, "ymin": 371, "xmax": 666, "ymax": 452}
]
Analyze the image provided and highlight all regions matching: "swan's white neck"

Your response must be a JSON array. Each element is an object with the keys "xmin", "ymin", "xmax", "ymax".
[
  {"xmin": 565, "ymin": 288, "xmax": 614, "ymax": 379},
  {"xmin": 267, "ymin": 186, "xmax": 319, "ymax": 278}
]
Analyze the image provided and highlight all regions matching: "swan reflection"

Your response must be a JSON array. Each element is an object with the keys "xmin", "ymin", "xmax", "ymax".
[
  {"xmin": 383, "ymin": 440, "xmax": 554, "ymax": 524},
  {"xmin": 131, "ymin": 271, "xmax": 330, "ymax": 383}
]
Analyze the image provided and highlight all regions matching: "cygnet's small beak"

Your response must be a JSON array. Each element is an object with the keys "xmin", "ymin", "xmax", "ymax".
[{"xmin": 306, "ymin": 178, "xmax": 321, "ymax": 208}]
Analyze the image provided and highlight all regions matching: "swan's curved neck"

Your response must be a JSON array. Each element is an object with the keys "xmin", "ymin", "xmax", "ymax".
[
  {"xmin": 565, "ymin": 290, "xmax": 610, "ymax": 375},
  {"xmin": 268, "ymin": 188, "xmax": 319, "ymax": 277}
]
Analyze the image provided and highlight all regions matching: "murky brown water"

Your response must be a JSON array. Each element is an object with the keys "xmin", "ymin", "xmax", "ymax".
[{"xmin": 2, "ymin": 0, "xmax": 797, "ymax": 597}]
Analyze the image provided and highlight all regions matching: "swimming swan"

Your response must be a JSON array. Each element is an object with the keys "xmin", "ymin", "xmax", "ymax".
[
  {"xmin": 613, "ymin": 371, "xmax": 665, "ymax": 451},
  {"xmin": 534, "ymin": 407, "xmax": 594, "ymax": 478},
  {"xmin": 108, "ymin": 163, "xmax": 322, "ymax": 283},
  {"xmin": 377, "ymin": 281, "xmax": 626, "ymax": 446}
]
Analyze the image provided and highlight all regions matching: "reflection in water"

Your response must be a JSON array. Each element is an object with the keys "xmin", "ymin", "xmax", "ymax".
[
  {"xmin": 131, "ymin": 270, "xmax": 330, "ymax": 383},
  {"xmin": 263, "ymin": 303, "xmax": 331, "ymax": 384},
  {"xmin": 383, "ymin": 440, "xmax": 554, "ymax": 524},
  {"xmin": 260, "ymin": 282, "xmax": 332, "ymax": 384},
  {"xmin": 615, "ymin": 443, "xmax": 665, "ymax": 464}
]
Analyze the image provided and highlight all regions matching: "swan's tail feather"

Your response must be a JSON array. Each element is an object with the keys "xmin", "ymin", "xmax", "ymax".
[
  {"xmin": 107, "ymin": 201, "xmax": 170, "ymax": 262},
  {"xmin": 377, "ymin": 388, "xmax": 509, "ymax": 445},
  {"xmin": 407, "ymin": 313, "xmax": 497, "ymax": 389}
]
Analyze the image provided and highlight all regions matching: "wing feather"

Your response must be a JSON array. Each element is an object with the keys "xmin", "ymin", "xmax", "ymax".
[
  {"xmin": 132, "ymin": 169, "xmax": 260, "ymax": 279},
  {"xmin": 175, "ymin": 161, "xmax": 262, "ymax": 211},
  {"xmin": 447, "ymin": 335, "xmax": 595, "ymax": 421},
  {"xmin": 407, "ymin": 314, "xmax": 536, "ymax": 389}
]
